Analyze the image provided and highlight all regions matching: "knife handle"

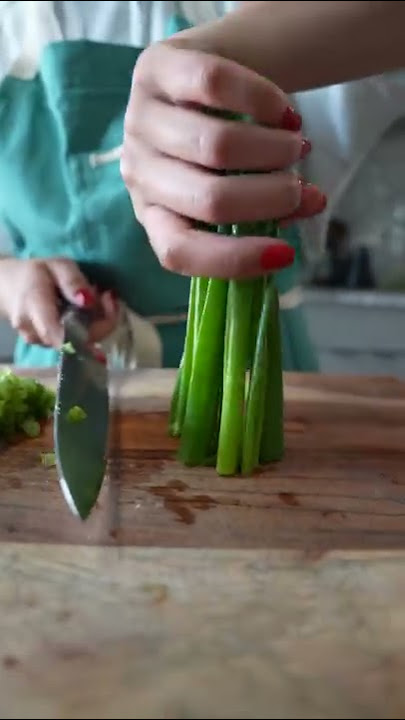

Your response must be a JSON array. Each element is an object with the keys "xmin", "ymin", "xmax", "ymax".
[{"xmin": 57, "ymin": 294, "xmax": 104, "ymax": 328}]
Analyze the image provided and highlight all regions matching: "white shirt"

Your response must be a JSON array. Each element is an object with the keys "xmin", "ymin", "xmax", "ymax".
[{"xmin": 0, "ymin": 1, "xmax": 235, "ymax": 81}]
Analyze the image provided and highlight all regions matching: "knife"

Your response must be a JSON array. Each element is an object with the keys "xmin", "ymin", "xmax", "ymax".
[{"xmin": 54, "ymin": 301, "xmax": 110, "ymax": 520}]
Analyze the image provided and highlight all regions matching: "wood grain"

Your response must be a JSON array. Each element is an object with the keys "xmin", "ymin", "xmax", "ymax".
[
  {"xmin": 1, "ymin": 370, "xmax": 405, "ymax": 718},
  {"xmin": 1, "ymin": 370, "xmax": 405, "ymax": 551},
  {"xmin": 1, "ymin": 544, "xmax": 405, "ymax": 719}
]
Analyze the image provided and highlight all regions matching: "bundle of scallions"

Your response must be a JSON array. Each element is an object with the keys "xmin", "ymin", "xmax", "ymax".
[{"xmin": 169, "ymin": 110, "xmax": 284, "ymax": 476}]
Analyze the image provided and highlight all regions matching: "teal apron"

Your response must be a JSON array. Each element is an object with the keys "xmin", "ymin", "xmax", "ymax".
[
  {"xmin": 0, "ymin": 15, "xmax": 318, "ymax": 372},
  {"xmin": 0, "ymin": 40, "xmax": 190, "ymax": 368}
]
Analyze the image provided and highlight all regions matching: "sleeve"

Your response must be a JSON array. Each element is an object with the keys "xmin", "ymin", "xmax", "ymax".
[{"xmin": 0, "ymin": 1, "xmax": 62, "ymax": 82}]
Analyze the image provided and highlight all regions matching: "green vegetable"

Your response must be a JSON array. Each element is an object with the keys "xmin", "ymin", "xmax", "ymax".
[
  {"xmin": 178, "ymin": 276, "xmax": 228, "ymax": 466},
  {"xmin": 216, "ymin": 277, "xmax": 254, "ymax": 475},
  {"xmin": 0, "ymin": 368, "xmax": 55, "ymax": 441},
  {"xmin": 169, "ymin": 112, "xmax": 285, "ymax": 476},
  {"xmin": 61, "ymin": 341, "xmax": 76, "ymax": 355},
  {"xmin": 66, "ymin": 405, "xmax": 87, "ymax": 423},
  {"xmin": 40, "ymin": 451, "xmax": 56, "ymax": 467},
  {"xmin": 259, "ymin": 278, "xmax": 284, "ymax": 463},
  {"xmin": 241, "ymin": 277, "xmax": 269, "ymax": 475},
  {"xmin": 22, "ymin": 418, "xmax": 41, "ymax": 438}
]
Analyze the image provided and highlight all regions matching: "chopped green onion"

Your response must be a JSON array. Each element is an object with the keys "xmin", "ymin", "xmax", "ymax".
[
  {"xmin": 40, "ymin": 451, "xmax": 56, "ymax": 467},
  {"xmin": 22, "ymin": 418, "xmax": 41, "ymax": 438},
  {"xmin": 66, "ymin": 405, "xmax": 87, "ymax": 423},
  {"xmin": 0, "ymin": 369, "xmax": 55, "ymax": 442},
  {"xmin": 61, "ymin": 341, "xmax": 76, "ymax": 354}
]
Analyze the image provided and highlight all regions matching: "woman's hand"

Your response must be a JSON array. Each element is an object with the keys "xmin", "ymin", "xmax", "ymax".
[
  {"xmin": 121, "ymin": 42, "xmax": 326, "ymax": 279},
  {"xmin": 0, "ymin": 257, "xmax": 118, "ymax": 349}
]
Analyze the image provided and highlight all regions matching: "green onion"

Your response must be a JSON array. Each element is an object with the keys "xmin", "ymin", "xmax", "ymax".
[
  {"xmin": 0, "ymin": 369, "xmax": 55, "ymax": 442},
  {"xmin": 216, "ymin": 276, "xmax": 254, "ymax": 475},
  {"xmin": 169, "ymin": 112, "xmax": 286, "ymax": 475},
  {"xmin": 241, "ymin": 277, "xmax": 268, "ymax": 475},
  {"xmin": 22, "ymin": 417, "xmax": 41, "ymax": 438},
  {"xmin": 61, "ymin": 341, "xmax": 76, "ymax": 354},
  {"xmin": 259, "ymin": 278, "xmax": 284, "ymax": 463},
  {"xmin": 66, "ymin": 405, "xmax": 87, "ymax": 423},
  {"xmin": 178, "ymin": 277, "xmax": 228, "ymax": 465},
  {"xmin": 40, "ymin": 451, "xmax": 56, "ymax": 467}
]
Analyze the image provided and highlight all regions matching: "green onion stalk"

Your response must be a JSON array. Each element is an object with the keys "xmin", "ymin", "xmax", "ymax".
[{"xmin": 169, "ymin": 112, "xmax": 285, "ymax": 476}]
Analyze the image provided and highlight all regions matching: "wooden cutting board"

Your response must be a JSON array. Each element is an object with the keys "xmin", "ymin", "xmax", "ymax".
[
  {"xmin": 1, "ymin": 368, "xmax": 405, "ymax": 552},
  {"xmin": 2, "ymin": 369, "xmax": 405, "ymax": 719}
]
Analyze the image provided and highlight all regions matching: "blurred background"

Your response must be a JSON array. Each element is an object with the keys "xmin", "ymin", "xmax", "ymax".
[{"xmin": 300, "ymin": 106, "xmax": 405, "ymax": 378}]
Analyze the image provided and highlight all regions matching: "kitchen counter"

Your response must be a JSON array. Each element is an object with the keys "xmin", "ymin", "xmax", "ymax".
[{"xmin": 1, "ymin": 369, "xmax": 405, "ymax": 718}]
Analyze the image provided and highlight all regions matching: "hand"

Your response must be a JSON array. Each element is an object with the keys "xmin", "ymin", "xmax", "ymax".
[
  {"xmin": 121, "ymin": 42, "xmax": 326, "ymax": 279},
  {"xmin": 0, "ymin": 257, "xmax": 118, "ymax": 349}
]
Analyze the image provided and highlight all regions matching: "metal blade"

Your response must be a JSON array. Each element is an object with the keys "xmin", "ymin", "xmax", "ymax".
[{"xmin": 54, "ymin": 309, "xmax": 109, "ymax": 520}]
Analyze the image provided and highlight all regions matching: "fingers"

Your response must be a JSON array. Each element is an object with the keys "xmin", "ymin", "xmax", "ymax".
[
  {"xmin": 9, "ymin": 262, "xmax": 63, "ymax": 348},
  {"xmin": 18, "ymin": 322, "xmax": 41, "ymax": 347},
  {"xmin": 123, "ymin": 43, "xmax": 327, "ymax": 280},
  {"xmin": 279, "ymin": 182, "xmax": 327, "ymax": 226},
  {"xmin": 26, "ymin": 274, "xmax": 64, "ymax": 348},
  {"xmin": 48, "ymin": 258, "xmax": 96, "ymax": 308},
  {"xmin": 143, "ymin": 205, "xmax": 295, "ymax": 279},
  {"xmin": 89, "ymin": 291, "xmax": 119, "ymax": 343},
  {"xmin": 49, "ymin": 262, "xmax": 119, "ymax": 344},
  {"xmin": 124, "ymin": 142, "xmax": 325, "ymax": 225},
  {"xmin": 134, "ymin": 44, "xmax": 294, "ymax": 128},
  {"xmin": 126, "ymin": 92, "xmax": 306, "ymax": 172},
  {"xmin": 9, "ymin": 259, "xmax": 119, "ymax": 351}
]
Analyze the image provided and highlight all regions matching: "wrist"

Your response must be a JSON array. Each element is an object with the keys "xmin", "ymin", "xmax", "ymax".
[{"xmin": 168, "ymin": 1, "xmax": 405, "ymax": 94}]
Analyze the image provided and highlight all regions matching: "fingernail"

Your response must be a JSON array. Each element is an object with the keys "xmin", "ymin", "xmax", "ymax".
[
  {"xmin": 93, "ymin": 346, "xmax": 107, "ymax": 365},
  {"xmin": 281, "ymin": 106, "xmax": 302, "ymax": 132},
  {"xmin": 260, "ymin": 243, "xmax": 295, "ymax": 271},
  {"xmin": 301, "ymin": 183, "xmax": 327, "ymax": 211},
  {"xmin": 75, "ymin": 288, "xmax": 95, "ymax": 308},
  {"xmin": 300, "ymin": 138, "xmax": 312, "ymax": 159}
]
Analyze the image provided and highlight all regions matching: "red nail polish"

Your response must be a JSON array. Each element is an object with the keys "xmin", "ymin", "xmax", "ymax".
[
  {"xmin": 319, "ymin": 193, "xmax": 328, "ymax": 211},
  {"xmin": 75, "ymin": 288, "xmax": 95, "ymax": 308},
  {"xmin": 260, "ymin": 243, "xmax": 295, "ymax": 271},
  {"xmin": 281, "ymin": 106, "xmax": 302, "ymax": 132},
  {"xmin": 93, "ymin": 347, "xmax": 107, "ymax": 365},
  {"xmin": 300, "ymin": 138, "xmax": 312, "ymax": 159}
]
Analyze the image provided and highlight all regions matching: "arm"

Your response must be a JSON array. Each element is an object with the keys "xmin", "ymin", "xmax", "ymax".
[{"xmin": 175, "ymin": 1, "xmax": 405, "ymax": 92}]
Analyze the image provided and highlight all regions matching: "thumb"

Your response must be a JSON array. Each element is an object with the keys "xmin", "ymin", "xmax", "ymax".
[{"xmin": 47, "ymin": 258, "xmax": 96, "ymax": 308}]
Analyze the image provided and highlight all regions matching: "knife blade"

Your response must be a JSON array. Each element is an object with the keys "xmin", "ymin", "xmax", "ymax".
[{"xmin": 54, "ymin": 303, "xmax": 110, "ymax": 520}]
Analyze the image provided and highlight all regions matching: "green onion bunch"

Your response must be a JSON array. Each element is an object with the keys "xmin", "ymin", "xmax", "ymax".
[{"xmin": 169, "ymin": 110, "xmax": 285, "ymax": 476}]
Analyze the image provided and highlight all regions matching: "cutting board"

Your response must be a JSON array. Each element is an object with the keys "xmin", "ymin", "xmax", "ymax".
[
  {"xmin": 1, "ymin": 368, "xmax": 405, "ymax": 552},
  {"xmin": 2, "ymin": 369, "xmax": 405, "ymax": 719}
]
